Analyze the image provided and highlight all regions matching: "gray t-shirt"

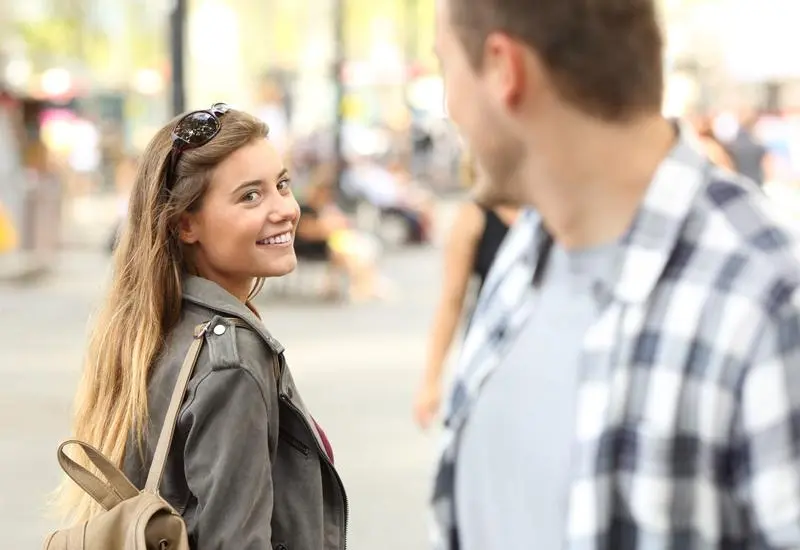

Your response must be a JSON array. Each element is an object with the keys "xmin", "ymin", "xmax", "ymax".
[
  {"xmin": 455, "ymin": 241, "xmax": 616, "ymax": 550},
  {"xmin": 727, "ymin": 129, "xmax": 766, "ymax": 186}
]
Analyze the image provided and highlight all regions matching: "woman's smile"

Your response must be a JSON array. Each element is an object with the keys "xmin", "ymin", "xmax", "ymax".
[{"xmin": 256, "ymin": 231, "xmax": 294, "ymax": 248}]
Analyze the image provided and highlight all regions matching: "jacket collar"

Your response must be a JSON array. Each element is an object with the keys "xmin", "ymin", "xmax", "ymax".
[{"xmin": 182, "ymin": 276, "xmax": 285, "ymax": 354}]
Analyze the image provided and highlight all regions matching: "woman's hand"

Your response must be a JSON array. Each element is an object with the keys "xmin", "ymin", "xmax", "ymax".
[{"xmin": 414, "ymin": 375, "xmax": 443, "ymax": 430}]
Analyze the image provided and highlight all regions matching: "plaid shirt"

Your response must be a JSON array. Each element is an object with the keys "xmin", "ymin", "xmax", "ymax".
[{"xmin": 431, "ymin": 131, "xmax": 800, "ymax": 550}]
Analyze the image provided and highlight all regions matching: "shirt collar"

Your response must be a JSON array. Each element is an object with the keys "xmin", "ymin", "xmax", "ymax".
[
  {"xmin": 608, "ymin": 121, "xmax": 708, "ymax": 304},
  {"xmin": 524, "ymin": 120, "xmax": 708, "ymax": 306}
]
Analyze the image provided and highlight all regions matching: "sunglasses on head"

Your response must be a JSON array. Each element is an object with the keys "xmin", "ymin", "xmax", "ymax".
[{"xmin": 163, "ymin": 102, "xmax": 232, "ymax": 191}]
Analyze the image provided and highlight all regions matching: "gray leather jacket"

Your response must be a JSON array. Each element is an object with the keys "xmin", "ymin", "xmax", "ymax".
[{"xmin": 123, "ymin": 276, "xmax": 348, "ymax": 550}]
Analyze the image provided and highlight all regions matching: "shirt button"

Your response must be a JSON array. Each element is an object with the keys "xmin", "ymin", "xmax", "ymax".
[{"xmin": 213, "ymin": 324, "xmax": 226, "ymax": 335}]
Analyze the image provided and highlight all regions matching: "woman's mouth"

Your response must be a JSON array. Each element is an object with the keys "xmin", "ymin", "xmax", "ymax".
[{"xmin": 256, "ymin": 231, "xmax": 293, "ymax": 247}]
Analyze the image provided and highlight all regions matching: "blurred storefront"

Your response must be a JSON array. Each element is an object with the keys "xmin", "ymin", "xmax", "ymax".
[
  {"xmin": 184, "ymin": 0, "xmax": 438, "ymax": 139},
  {"xmin": 1, "ymin": 0, "xmax": 170, "ymax": 188},
  {"xmin": 0, "ymin": 88, "xmax": 64, "ymax": 261},
  {"xmin": 661, "ymin": 0, "xmax": 800, "ymax": 112}
]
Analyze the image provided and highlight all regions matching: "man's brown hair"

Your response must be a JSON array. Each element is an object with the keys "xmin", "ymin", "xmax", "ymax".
[{"xmin": 449, "ymin": 0, "xmax": 664, "ymax": 121}]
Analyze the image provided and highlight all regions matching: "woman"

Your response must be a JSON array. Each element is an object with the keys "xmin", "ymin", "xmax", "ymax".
[
  {"xmin": 413, "ymin": 156, "xmax": 519, "ymax": 429},
  {"xmin": 55, "ymin": 104, "xmax": 348, "ymax": 549},
  {"xmin": 295, "ymin": 165, "xmax": 386, "ymax": 302}
]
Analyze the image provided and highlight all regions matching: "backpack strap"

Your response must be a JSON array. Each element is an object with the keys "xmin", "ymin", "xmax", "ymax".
[
  {"xmin": 57, "ymin": 440, "xmax": 140, "ymax": 510},
  {"xmin": 144, "ymin": 322, "xmax": 210, "ymax": 494},
  {"xmin": 57, "ymin": 323, "xmax": 210, "ymax": 508},
  {"xmin": 143, "ymin": 317, "xmax": 281, "ymax": 494},
  {"xmin": 58, "ymin": 317, "xmax": 281, "ymax": 507}
]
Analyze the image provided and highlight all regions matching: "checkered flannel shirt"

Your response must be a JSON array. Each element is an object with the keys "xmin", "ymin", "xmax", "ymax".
[{"xmin": 431, "ymin": 132, "xmax": 800, "ymax": 550}]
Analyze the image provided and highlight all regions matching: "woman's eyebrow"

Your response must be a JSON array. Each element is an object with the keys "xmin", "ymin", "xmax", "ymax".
[
  {"xmin": 231, "ymin": 169, "xmax": 289, "ymax": 195},
  {"xmin": 231, "ymin": 180, "xmax": 263, "ymax": 195}
]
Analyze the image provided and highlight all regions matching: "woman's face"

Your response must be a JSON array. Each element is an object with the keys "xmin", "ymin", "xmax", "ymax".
[{"xmin": 179, "ymin": 138, "xmax": 300, "ymax": 300}]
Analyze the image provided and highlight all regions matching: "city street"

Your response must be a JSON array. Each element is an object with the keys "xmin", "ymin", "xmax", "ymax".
[
  {"xmin": 3, "ymin": 0, "xmax": 800, "ymax": 546},
  {"xmin": 2, "ymin": 184, "xmax": 800, "ymax": 549},
  {"xmin": 0, "ymin": 239, "xmax": 449, "ymax": 549}
]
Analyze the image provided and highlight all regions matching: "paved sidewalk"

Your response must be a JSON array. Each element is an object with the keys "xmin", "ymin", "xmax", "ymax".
[
  {"xmin": 0, "ymin": 244, "xmax": 444, "ymax": 550},
  {"xmin": 0, "ymin": 251, "xmax": 48, "ymax": 283}
]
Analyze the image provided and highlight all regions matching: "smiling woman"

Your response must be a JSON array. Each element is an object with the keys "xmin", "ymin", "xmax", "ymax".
[
  {"xmin": 52, "ymin": 105, "xmax": 349, "ymax": 549},
  {"xmin": 178, "ymin": 139, "xmax": 300, "ymax": 299}
]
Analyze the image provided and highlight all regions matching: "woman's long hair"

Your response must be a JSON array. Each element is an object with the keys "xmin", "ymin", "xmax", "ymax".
[{"xmin": 54, "ymin": 109, "xmax": 268, "ymax": 522}]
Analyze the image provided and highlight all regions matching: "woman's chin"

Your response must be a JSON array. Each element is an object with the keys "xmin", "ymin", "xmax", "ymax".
[{"xmin": 258, "ymin": 255, "xmax": 298, "ymax": 278}]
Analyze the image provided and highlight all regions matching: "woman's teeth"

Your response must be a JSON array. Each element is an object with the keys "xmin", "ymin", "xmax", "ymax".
[{"xmin": 258, "ymin": 232, "xmax": 292, "ymax": 245}]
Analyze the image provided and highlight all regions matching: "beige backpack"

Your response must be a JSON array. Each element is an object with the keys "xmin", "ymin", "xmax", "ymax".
[{"xmin": 43, "ymin": 322, "xmax": 212, "ymax": 550}]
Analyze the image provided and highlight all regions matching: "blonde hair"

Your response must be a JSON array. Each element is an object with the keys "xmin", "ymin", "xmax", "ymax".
[{"xmin": 54, "ymin": 109, "xmax": 268, "ymax": 522}]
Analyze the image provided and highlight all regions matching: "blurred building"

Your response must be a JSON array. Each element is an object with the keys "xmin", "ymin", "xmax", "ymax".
[
  {"xmin": 1, "ymin": 0, "xmax": 170, "ymax": 171},
  {"xmin": 661, "ymin": 0, "xmax": 800, "ymax": 114}
]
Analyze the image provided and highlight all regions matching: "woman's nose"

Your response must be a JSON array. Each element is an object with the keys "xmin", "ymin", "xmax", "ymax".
[{"xmin": 268, "ymin": 196, "xmax": 299, "ymax": 223}]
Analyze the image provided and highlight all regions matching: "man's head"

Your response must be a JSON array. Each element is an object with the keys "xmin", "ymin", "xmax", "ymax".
[{"xmin": 435, "ymin": 0, "xmax": 665, "ymax": 206}]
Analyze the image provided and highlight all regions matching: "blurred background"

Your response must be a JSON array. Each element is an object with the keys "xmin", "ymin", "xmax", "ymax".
[{"xmin": 2, "ymin": 0, "xmax": 800, "ymax": 548}]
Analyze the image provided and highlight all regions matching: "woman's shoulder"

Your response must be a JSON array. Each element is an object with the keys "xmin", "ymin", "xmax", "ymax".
[
  {"xmin": 165, "ymin": 306, "xmax": 282, "ymax": 404},
  {"xmin": 449, "ymin": 201, "xmax": 486, "ymax": 242}
]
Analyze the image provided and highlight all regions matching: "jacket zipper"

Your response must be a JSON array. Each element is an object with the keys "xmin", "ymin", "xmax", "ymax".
[{"xmin": 279, "ymin": 393, "xmax": 349, "ymax": 550}]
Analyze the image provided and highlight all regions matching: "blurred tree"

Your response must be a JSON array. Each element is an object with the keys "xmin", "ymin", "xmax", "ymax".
[
  {"xmin": 14, "ymin": 0, "xmax": 93, "ymax": 68},
  {"xmin": 344, "ymin": 0, "xmax": 434, "ymax": 66},
  {"xmin": 124, "ymin": 3, "xmax": 167, "ymax": 70},
  {"xmin": 12, "ymin": 0, "xmax": 164, "ymax": 81}
]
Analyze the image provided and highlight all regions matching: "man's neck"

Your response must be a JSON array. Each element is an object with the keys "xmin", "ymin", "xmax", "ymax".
[{"xmin": 520, "ymin": 113, "xmax": 676, "ymax": 250}]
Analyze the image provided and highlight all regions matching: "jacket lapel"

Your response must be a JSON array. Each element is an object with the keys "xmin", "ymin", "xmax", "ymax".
[{"xmin": 182, "ymin": 276, "xmax": 285, "ymax": 355}]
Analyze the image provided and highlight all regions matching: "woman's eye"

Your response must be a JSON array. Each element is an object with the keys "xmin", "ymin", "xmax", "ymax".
[
  {"xmin": 243, "ymin": 190, "xmax": 261, "ymax": 202},
  {"xmin": 277, "ymin": 179, "xmax": 291, "ymax": 192}
]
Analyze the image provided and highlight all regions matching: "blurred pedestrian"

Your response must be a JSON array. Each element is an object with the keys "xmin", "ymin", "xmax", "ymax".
[
  {"xmin": 53, "ymin": 104, "xmax": 348, "ymax": 549},
  {"xmin": 414, "ymin": 153, "xmax": 518, "ymax": 429},
  {"xmin": 726, "ymin": 110, "xmax": 770, "ymax": 186},
  {"xmin": 431, "ymin": 0, "xmax": 800, "ymax": 549},
  {"xmin": 295, "ymin": 163, "xmax": 390, "ymax": 302},
  {"xmin": 689, "ymin": 112, "xmax": 736, "ymax": 170}
]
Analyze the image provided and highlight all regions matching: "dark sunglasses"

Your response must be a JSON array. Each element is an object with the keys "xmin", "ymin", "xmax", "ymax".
[{"xmin": 163, "ymin": 102, "xmax": 231, "ymax": 191}]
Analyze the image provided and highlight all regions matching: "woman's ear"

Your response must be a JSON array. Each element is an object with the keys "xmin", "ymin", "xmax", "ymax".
[{"xmin": 178, "ymin": 212, "xmax": 200, "ymax": 244}]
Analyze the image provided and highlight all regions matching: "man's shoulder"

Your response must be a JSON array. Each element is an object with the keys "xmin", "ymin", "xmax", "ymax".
[{"xmin": 680, "ymin": 167, "xmax": 800, "ymax": 313}]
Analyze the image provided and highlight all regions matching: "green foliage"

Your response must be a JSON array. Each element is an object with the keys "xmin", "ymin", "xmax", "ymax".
[{"xmin": 12, "ymin": 4, "xmax": 165, "ymax": 74}]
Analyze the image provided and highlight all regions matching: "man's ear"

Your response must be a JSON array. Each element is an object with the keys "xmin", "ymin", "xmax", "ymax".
[
  {"xmin": 483, "ymin": 33, "xmax": 527, "ymax": 109},
  {"xmin": 178, "ymin": 212, "xmax": 200, "ymax": 244}
]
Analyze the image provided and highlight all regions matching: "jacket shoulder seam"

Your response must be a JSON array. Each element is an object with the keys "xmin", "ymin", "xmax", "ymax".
[{"xmin": 179, "ymin": 365, "xmax": 270, "ymax": 427}]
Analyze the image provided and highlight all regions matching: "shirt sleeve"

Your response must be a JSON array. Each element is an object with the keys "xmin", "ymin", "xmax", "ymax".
[
  {"xmin": 734, "ymin": 291, "xmax": 800, "ymax": 547},
  {"xmin": 180, "ymin": 366, "xmax": 273, "ymax": 549}
]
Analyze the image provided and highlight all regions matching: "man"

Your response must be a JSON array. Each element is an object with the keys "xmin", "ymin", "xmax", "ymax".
[
  {"xmin": 727, "ymin": 111, "xmax": 769, "ymax": 187},
  {"xmin": 431, "ymin": 0, "xmax": 800, "ymax": 549}
]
